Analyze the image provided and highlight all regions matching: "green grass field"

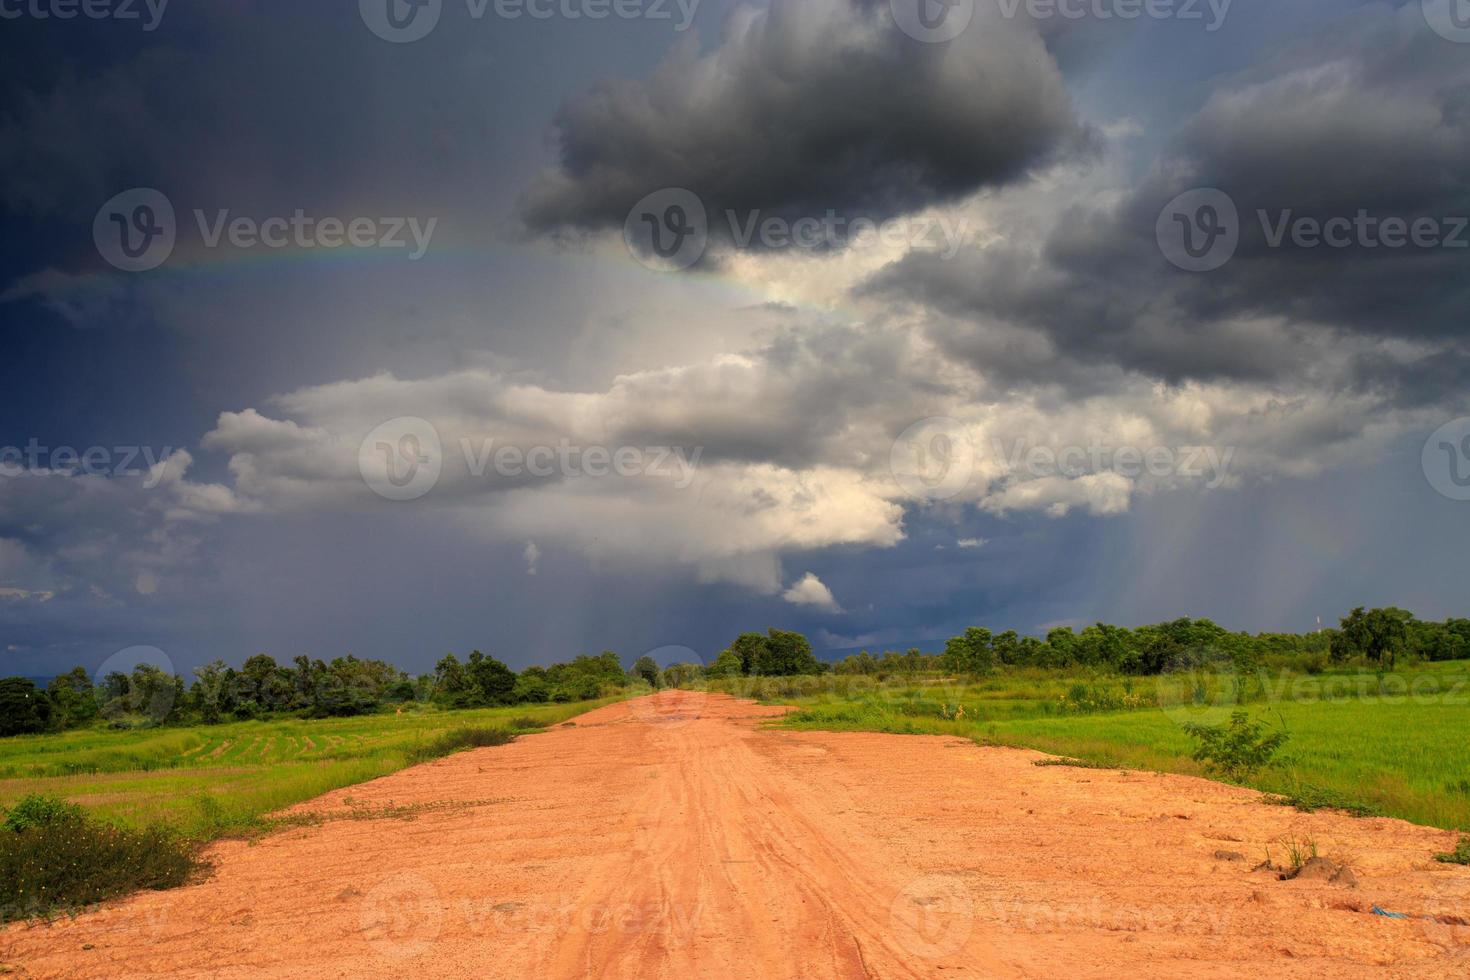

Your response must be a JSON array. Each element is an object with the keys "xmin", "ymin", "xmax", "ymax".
[
  {"xmin": 0, "ymin": 699, "xmax": 614, "ymax": 838},
  {"xmin": 754, "ymin": 661, "xmax": 1470, "ymax": 831}
]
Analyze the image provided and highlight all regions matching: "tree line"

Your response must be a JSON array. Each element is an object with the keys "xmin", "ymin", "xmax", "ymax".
[
  {"xmin": 3, "ymin": 607, "xmax": 1465, "ymax": 736},
  {"xmin": 0, "ymin": 649, "xmax": 636, "ymax": 737},
  {"xmin": 830, "ymin": 609, "xmax": 1470, "ymax": 678}
]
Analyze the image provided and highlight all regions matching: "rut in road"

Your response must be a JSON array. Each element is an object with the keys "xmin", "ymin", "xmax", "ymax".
[{"xmin": 4, "ymin": 691, "xmax": 1468, "ymax": 979}]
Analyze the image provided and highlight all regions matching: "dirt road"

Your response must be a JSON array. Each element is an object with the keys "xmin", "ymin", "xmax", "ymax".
[{"xmin": 4, "ymin": 692, "xmax": 1468, "ymax": 977}]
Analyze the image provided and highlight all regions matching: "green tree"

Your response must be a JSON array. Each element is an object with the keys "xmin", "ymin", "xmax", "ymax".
[
  {"xmin": 434, "ymin": 654, "xmax": 470, "ymax": 700},
  {"xmin": 45, "ymin": 667, "xmax": 97, "ymax": 730},
  {"xmin": 466, "ymin": 651, "xmax": 517, "ymax": 706},
  {"xmin": 0, "ymin": 678, "xmax": 50, "ymax": 736},
  {"xmin": 1332, "ymin": 607, "xmax": 1412, "ymax": 670},
  {"xmin": 706, "ymin": 649, "xmax": 744, "ymax": 678},
  {"xmin": 726, "ymin": 633, "xmax": 769, "ymax": 676},
  {"xmin": 662, "ymin": 663, "xmax": 703, "ymax": 688},
  {"xmin": 942, "ymin": 627, "xmax": 994, "ymax": 675},
  {"xmin": 633, "ymin": 656, "xmax": 661, "ymax": 688},
  {"xmin": 513, "ymin": 668, "xmax": 551, "ymax": 704},
  {"xmin": 758, "ymin": 629, "xmax": 822, "ymax": 676}
]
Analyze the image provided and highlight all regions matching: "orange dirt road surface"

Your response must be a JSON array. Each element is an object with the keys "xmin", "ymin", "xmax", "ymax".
[{"xmin": 4, "ymin": 691, "xmax": 1468, "ymax": 978}]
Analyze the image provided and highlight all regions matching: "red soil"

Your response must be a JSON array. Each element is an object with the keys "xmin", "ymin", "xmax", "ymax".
[{"xmin": 4, "ymin": 691, "xmax": 1467, "ymax": 977}]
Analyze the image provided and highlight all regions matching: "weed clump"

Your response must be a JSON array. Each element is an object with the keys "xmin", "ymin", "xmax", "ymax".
[
  {"xmin": 1434, "ymin": 836, "xmax": 1470, "ymax": 865},
  {"xmin": 409, "ymin": 727, "xmax": 516, "ymax": 763},
  {"xmin": 0, "ymin": 794, "xmax": 196, "ymax": 922}
]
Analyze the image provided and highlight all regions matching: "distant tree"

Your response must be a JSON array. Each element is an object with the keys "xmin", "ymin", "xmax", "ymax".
[
  {"xmin": 466, "ymin": 651, "xmax": 517, "ymax": 706},
  {"xmin": 1045, "ymin": 627, "xmax": 1078, "ymax": 667},
  {"xmin": 513, "ymin": 668, "xmax": 551, "ymax": 704},
  {"xmin": 0, "ymin": 678, "xmax": 50, "ymax": 736},
  {"xmin": 1332, "ymin": 607, "xmax": 1412, "ymax": 670},
  {"xmin": 434, "ymin": 654, "xmax": 470, "ymax": 700},
  {"xmin": 759, "ymin": 629, "xmax": 822, "ymax": 676},
  {"xmin": 45, "ymin": 667, "xmax": 97, "ymax": 729},
  {"xmin": 992, "ymin": 631, "xmax": 1022, "ymax": 667},
  {"xmin": 942, "ymin": 627, "xmax": 994, "ymax": 676},
  {"xmin": 705, "ymin": 649, "xmax": 744, "ymax": 679},
  {"xmin": 662, "ymin": 663, "xmax": 703, "ymax": 688},
  {"xmin": 633, "ymin": 656, "xmax": 661, "ymax": 688},
  {"xmin": 726, "ymin": 633, "xmax": 769, "ymax": 676},
  {"xmin": 191, "ymin": 661, "xmax": 231, "ymax": 723}
]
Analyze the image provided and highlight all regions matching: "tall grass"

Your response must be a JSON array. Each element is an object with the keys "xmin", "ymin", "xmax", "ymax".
[{"xmin": 0, "ymin": 697, "xmax": 616, "ymax": 838}]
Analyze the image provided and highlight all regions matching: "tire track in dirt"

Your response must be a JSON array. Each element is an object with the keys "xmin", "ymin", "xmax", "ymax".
[{"xmin": 3, "ymin": 691, "xmax": 1467, "ymax": 978}]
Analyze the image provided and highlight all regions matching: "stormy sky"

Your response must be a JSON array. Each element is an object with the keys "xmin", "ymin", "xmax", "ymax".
[{"xmin": 2, "ymin": 0, "xmax": 1468, "ymax": 677}]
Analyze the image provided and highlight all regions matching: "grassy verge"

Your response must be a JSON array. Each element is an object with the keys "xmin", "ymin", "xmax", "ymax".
[
  {"xmin": 746, "ymin": 662, "xmax": 1470, "ymax": 831},
  {"xmin": 0, "ymin": 697, "xmax": 614, "ymax": 838},
  {"xmin": 0, "ymin": 697, "xmax": 616, "ymax": 922}
]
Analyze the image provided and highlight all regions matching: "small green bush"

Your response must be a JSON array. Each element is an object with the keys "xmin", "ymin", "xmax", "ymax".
[
  {"xmin": 1183, "ymin": 710, "xmax": 1289, "ymax": 782},
  {"xmin": 0, "ymin": 796, "xmax": 196, "ymax": 922},
  {"xmin": 3, "ymin": 794, "xmax": 83, "ymax": 832},
  {"xmin": 1434, "ymin": 836, "xmax": 1470, "ymax": 865},
  {"xmin": 409, "ymin": 727, "xmax": 515, "ymax": 763}
]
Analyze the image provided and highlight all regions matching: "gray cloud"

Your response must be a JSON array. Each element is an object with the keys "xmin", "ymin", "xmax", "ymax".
[
  {"xmin": 867, "ymin": 3, "xmax": 1470, "ymax": 402},
  {"xmin": 517, "ymin": 0, "xmax": 1090, "ymax": 247}
]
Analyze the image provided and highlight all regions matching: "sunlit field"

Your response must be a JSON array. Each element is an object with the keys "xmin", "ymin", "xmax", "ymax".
[
  {"xmin": 719, "ymin": 661, "xmax": 1470, "ymax": 831},
  {"xmin": 0, "ymin": 698, "xmax": 615, "ymax": 838}
]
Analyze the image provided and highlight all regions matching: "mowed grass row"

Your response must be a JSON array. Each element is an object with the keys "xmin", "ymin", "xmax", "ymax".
[
  {"xmin": 0, "ymin": 698, "xmax": 614, "ymax": 838},
  {"xmin": 766, "ymin": 661, "xmax": 1470, "ymax": 831}
]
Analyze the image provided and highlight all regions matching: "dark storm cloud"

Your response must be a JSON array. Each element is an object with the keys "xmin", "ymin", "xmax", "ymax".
[
  {"xmin": 516, "ymin": 0, "xmax": 1090, "ymax": 242},
  {"xmin": 868, "ymin": 2, "xmax": 1470, "ymax": 399}
]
